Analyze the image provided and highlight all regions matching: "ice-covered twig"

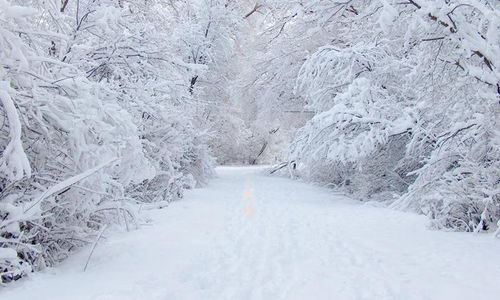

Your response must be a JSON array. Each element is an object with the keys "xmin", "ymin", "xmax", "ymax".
[{"xmin": 83, "ymin": 224, "xmax": 108, "ymax": 272}]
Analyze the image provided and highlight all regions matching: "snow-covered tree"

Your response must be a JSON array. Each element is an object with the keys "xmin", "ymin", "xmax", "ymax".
[
  {"xmin": 2, "ymin": 0, "xmax": 498, "ymax": 286},
  {"xmin": 286, "ymin": 0, "xmax": 499, "ymax": 231},
  {"xmin": 0, "ymin": 0, "xmax": 221, "ymax": 283}
]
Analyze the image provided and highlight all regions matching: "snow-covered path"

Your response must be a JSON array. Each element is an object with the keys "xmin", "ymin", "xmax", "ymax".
[{"xmin": 3, "ymin": 166, "xmax": 500, "ymax": 300}]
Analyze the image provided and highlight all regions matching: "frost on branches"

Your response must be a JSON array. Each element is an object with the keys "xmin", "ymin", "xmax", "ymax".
[
  {"xmin": 0, "ymin": 0, "xmax": 224, "ymax": 283},
  {"xmin": 286, "ymin": 0, "xmax": 499, "ymax": 232},
  {"xmin": 1, "ymin": 0, "xmax": 499, "ymax": 286}
]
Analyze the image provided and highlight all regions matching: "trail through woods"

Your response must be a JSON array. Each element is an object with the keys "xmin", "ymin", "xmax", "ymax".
[{"xmin": 3, "ymin": 167, "xmax": 500, "ymax": 300}]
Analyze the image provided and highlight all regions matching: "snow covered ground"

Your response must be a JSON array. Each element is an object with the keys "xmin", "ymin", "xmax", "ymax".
[{"xmin": 2, "ymin": 166, "xmax": 500, "ymax": 300}]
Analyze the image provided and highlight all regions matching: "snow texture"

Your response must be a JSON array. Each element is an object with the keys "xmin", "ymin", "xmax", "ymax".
[{"xmin": 2, "ymin": 167, "xmax": 499, "ymax": 299}]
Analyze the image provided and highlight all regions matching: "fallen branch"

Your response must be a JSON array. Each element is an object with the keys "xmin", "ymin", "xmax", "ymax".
[
  {"xmin": 270, "ymin": 160, "xmax": 295, "ymax": 174},
  {"xmin": 24, "ymin": 157, "xmax": 118, "ymax": 213}
]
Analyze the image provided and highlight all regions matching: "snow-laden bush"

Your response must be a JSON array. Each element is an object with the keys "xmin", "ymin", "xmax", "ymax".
[
  {"xmin": 0, "ymin": 0, "xmax": 218, "ymax": 283},
  {"xmin": 291, "ymin": 43, "xmax": 417, "ymax": 200},
  {"xmin": 288, "ymin": 0, "xmax": 500, "ymax": 232}
]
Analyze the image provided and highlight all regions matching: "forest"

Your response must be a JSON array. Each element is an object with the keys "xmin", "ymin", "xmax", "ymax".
[{"xmin": 1, "ymin": 0, "xmax": 499, "ymax": 292}]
